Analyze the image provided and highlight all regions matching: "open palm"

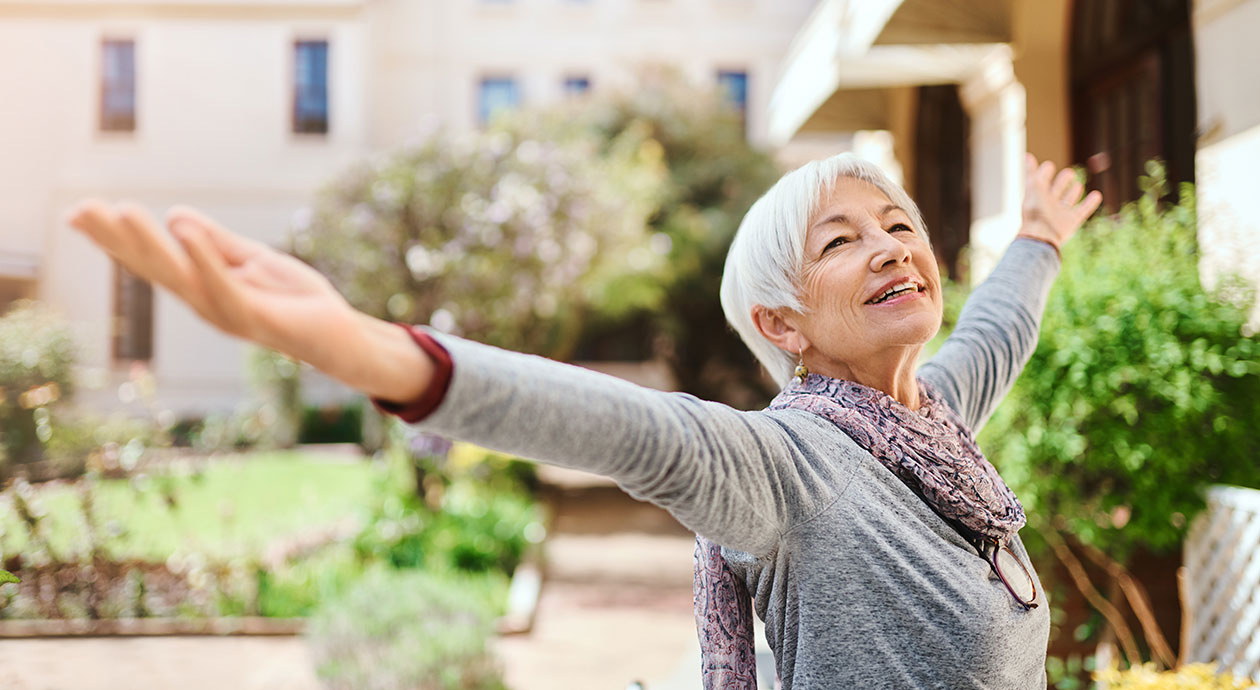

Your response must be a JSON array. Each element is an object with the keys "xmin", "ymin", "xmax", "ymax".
[{"xmin": 67, "ymin": 201, "xmax": 363, "ymax": 372}]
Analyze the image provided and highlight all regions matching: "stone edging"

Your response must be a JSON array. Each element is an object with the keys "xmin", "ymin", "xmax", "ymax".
[{"xmin": 0, "ymin": 617, "xmax": 304, "ymax": 638}]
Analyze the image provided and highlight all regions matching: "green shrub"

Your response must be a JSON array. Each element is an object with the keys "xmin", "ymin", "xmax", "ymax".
[
  {"xmin": 979, "ymin": 165, "xmax": 1260, "ymax": 558},
  {"xmin": 306, "ymin": 567, "xmax": 507, "ymax": 690},
  {"xmin": 0, "ymin": 301, "xmax": 77, "ymax": 473},
  {"xmin": 245, "ymin": 347, "xmax": 304, "ymax": 449},
  {"xmin": 576, "ymin": 74, "xmax": 784, "ymax": 408},
  {"xmin": 293, "ymin": 109, "xmax": 666, "ymax": 361},
  {"xmin": 298, "ymin": 402, "xmax": 364, "ymax": 445},
  {"xmin": 353, "ymin": 439, "xmax": 543, "ymax": 575}
]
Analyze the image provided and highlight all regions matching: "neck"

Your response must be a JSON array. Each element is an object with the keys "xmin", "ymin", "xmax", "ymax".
[{"xmin": 806, "ymin": 346, "xmax": 923, "ymax": 410}]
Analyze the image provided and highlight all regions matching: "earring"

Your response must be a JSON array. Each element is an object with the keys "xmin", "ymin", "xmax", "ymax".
[{"xmin": 794, "ymin": 349, "xmax": 809, "ymax": 382}]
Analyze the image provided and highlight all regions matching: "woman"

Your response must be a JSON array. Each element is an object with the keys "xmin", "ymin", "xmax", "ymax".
[{"xmin": 68, "ymin": 152, "xmax": 1100, "ymax": 689}]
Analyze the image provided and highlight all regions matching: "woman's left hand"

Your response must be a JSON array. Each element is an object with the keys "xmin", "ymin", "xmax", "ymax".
[{"xmin": 1018, "ymin": 153, "xmax": 1103, "ymax": 253}]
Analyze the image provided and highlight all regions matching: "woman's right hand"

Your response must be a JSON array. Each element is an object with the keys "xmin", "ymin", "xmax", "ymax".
[
  {"xmin": 66, "ymin": 201, "xmax": 433, "ymax": 403},
  {"xmin": 1018, "ymin": 153, "xmax": 1103, "ymax": 253}
]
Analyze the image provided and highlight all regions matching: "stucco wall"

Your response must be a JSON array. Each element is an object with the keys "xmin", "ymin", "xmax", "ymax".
[
  {"xmin": 1010, "ymin": 0, "xmax": 1071, "ymax": 167},
  {"xmin": 1194, "ymin": 0, "xmax": 1260, "ymax": 328},
  {"xmin": 0, "ymin": 0, "xmax": 818, "ymax": 415},
  {"xmin": 0, "ymin": 4, "xmax": 372, "ymax": 414}
]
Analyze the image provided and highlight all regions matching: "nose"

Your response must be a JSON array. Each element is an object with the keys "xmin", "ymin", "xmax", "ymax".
[{"xmin": 867, "ymin": 228, "xmax": 912, "ymax": 272}]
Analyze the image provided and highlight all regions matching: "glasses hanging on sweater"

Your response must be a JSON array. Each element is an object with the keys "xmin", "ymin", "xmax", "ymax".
[{"xmin": 981, "ymin": 538, "xmax": 1039, "ymax": 610}]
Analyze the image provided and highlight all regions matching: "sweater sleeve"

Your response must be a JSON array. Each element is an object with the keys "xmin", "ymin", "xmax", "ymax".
[
  {"xmin": 917, "ymin": 238, "xmax": 1060, "ymax": 432},
  {"xmin": 401, "ymin": 331, "xmax": 838, "ymax": 557}
]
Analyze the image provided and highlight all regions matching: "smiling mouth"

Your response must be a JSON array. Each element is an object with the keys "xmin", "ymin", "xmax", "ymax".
[{"xmin": 866, "ymin": 282, "xmax": 926, "ymax": 305}]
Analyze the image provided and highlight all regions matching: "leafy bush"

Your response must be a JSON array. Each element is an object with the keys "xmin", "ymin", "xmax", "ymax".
[
  {"xmin": 298, "ymin": 402, "xmax": 364, "ymax": 445},
  {"xmin": 1095, "ymin": 663, "xmax": 1256, "ymax": 689},
  {"xmin": 979, "ymin": 166, "xmax": 1260, "ymax": 558},
  {"xmin": 293, "ymin": 110, "xmax": 667, "ymax": 360},
  {"xmin": 245, "ymin": 347, "xmax": 304, "ymax": 448},
  {"xmin": 576, "ymin": 75, "xmax": 784, "ymax": 408},
  {"xmin": 353, "ymin": 437, "xmax": 543, "ymax": 575},
  {"xmin": 0, "ymin": 301, "xmax": 77, "ymax": 472},
  {"xmin": 306, "ymin": 567, "xmax": 507, "ymax": 690}
]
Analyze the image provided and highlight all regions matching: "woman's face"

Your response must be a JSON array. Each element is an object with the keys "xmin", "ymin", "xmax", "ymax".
[{"xmin": 792, "ymin": 176, "xmax": 943, "ymax": 369}]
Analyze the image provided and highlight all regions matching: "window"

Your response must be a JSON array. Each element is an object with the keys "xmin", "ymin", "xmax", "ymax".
[
  {"xmin": 113, "ymin": 263, "xmax": 153, "ymax": 362},
  {"xmin": 100, "ymin": 39, "xmax": 136, "ymax": 132},
  {"xmin": 563, "ymin": 75, "xmax": 591, "ymax": 97},
  {"xmin": 478, "ymin": 77, "xmax": 519, "ymax": 126},
  {"xmin": 294, "ymin": 40, "xmax": 329, "ymax": 134},
  {"xmin": 717, "ymin": 70, "xmax": 748, "ymax": 129}
]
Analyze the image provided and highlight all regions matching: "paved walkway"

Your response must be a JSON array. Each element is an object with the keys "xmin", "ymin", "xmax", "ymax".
[
  {"xmin": 0, "ymin": 636, "xmax": 321, "ymax": 690},
  {"xmin": 0, "ymin": 466, "xmax": 771, "ymax": 690}
]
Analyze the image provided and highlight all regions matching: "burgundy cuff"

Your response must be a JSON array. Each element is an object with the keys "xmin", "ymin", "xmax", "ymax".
[{"xmin": 371, "ymin": 323, "xmax": 453, "ymax": 424}]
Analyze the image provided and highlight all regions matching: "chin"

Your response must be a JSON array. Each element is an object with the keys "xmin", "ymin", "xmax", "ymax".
[{"xmin": 881, "ymin": 312, "xmax": 943, "ymax": 346}]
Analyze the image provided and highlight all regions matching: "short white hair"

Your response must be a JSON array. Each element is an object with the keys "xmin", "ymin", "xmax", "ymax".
[{"xmin": 719, "ymin": 152, "xmax": 930, "ymax": 385}]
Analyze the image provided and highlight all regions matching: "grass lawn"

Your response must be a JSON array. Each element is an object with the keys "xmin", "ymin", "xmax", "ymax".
[{"xmin": 1, "ymin": 449, "xmax": 382, "ymax": 564}]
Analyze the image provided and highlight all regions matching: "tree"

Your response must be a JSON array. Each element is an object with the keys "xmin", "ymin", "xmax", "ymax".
[
  {"xmin": 293, "ymin": 112, "xmax": 668, "ymax": 360},
  {"xmin": 577, "ymin": 76, "xmax": 785, "ymax": 408}
]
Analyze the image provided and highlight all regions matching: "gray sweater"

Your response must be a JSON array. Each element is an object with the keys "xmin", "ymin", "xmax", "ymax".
[{"xmin": 417, "ymin": 238, "xmax": 1059, "ymax": 689}]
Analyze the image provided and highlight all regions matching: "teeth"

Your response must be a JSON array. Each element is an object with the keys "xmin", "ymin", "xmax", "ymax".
[{"xmin": 872, "ymin": 281, "xmax": 918, "ymax": 303}]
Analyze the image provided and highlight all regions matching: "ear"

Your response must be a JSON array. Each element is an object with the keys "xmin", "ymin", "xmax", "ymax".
[{"xmin": 751, "ymin": 305, "xmax": 810, "ymax": 355}]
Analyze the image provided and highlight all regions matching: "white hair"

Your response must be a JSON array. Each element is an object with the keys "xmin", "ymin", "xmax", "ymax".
[{"xmin": 719, "ymin": 153, "xmax": 930, "ymax": 385}]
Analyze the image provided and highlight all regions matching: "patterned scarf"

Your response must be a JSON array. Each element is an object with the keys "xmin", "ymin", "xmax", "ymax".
[{"xmin": 692, "ymin": 374, "xmax": 1026, "ymax": 689}]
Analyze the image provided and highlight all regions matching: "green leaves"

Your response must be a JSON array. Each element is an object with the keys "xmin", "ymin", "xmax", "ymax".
[
  {"xmin": 294, "ymin": 110, "xmax": 669, "ymax": 361},
  {"xmin": 0, "ymin": 301, "xmax": 78, "ymax": 471},
  {"xmin": 979, "ymin": 166, "xmax": 1260, "ymax": 559},
  {"xmin": 0, "ymin": 569, "xmax": 18, "ymax": 585}
]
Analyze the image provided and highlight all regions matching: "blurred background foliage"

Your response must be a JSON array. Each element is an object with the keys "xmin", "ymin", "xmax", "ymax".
[
  {"xmin": 292, "ymin": 104, "xmax": 668, "ymax": 362},
  {"xmin": 980, "ymin": 164, "xmax": 1260, "ymax": 561},
  {"xmin": 293, "ymin": 74, "xmax": 782, "ymax": 407},
  {"xmin": 0, "ymin": 300, "xmax": 77, "ymax": 473},
  {"xmin": 574, "ymin": 74, "xmax": 784, "ymax": 408},
  {"xmin": 306, "ymin": 566, "xmax": 508, "ymax": 690}
]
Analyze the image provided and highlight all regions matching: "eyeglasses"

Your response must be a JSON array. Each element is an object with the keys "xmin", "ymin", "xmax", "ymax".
[{"xmin": 980, "ymin": 539, "xmax": 1039, "ymax": 610}]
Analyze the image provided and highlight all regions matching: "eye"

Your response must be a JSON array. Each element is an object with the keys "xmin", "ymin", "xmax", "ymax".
[
  {"xmin": 889, "ymin": 223, "xmax": 914, "ymax": 234},
  {"xmin": 822, "ymin": 236, "xmax": 849, "ymax": 254}
]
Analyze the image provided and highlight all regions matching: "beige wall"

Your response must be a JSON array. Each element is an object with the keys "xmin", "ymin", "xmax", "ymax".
[
  {"xmin": 1193, "ymin": 0, "xmax": 1260, "ymax": 328},
  {"xmin": 1010, "ymin": 0, "xmax": 1071, "ymax": 167},
  {"xmin": 366, "ymin": 0, "xmax": 817, "ymax": 149},
  {"xmin": 0, "ymin": 0, "xmax": 817, "ymax": 415},
  {"xmin": 0, "ymin": 3, "xmax": 371, "ymax": 414}
]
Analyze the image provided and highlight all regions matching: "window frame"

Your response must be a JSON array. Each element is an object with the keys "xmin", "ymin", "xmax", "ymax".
[
  {"xmin": 292, "ymin": 38, "xmax": 331, "ymax": 136},
  {"xmin": 477, "ymin": 76, "xmax": 521, "ymax": 126},
  {"xmin": 99, "ymin": 38, "xmax": 137, "ymax": 133},
  {"xmin": 716, "ymin": 68, "xmax": 749, "ymax": 133}
]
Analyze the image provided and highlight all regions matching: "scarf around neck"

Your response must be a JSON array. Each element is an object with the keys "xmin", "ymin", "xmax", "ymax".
[{"xmin": 692, "ymin": 374, "xmax": 1026, "ymax": 689}]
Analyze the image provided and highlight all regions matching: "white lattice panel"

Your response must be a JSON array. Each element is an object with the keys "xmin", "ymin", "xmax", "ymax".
[{"xmin": 1183, "ymin": 485, "xmax": 1260, "ymax": 679}]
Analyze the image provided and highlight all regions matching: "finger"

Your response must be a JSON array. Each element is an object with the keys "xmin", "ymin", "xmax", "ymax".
[
  {"xmin": 167, "ymin": 206, "xmax": 267, "ymax": 266},
  {"xmin": 1061, "ymin": 179, "xmax": 1085, "ymax": 206},
  {"xmin": 1073, "ymin": 190, "xmax": 1104, "ymax": 224},
  {"xmin": 173, "ymin": 222, "xmax": 256, "ymax": 337},
  {"xmin": 115, "ymin": 203, "xmax": 197, "ymax": 298},
  {"xmin": 67, "ymin": 199, "xmax": 129, "ymax": 253},
  {"xmin": 1050, "ymin": 168, "xmax": 1076, "ymax": 199},
  {"xmin": 1037, "ymin": 161, "xmax": 1057, "ymax": 187}
]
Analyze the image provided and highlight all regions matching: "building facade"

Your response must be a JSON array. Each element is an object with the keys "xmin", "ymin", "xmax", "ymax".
[
  {"xmin": 0, "ymin": 0, "xmax": 819, "ymax": 414},
  {"xmin": 767, "ymin": 0, "xmax": 1260, "ymax": 316}
]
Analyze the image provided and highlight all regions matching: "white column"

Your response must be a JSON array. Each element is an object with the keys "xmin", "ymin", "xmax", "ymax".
[{"xmin": 959, "ymin": 45, "xmax": 1026, "ymax": 285}]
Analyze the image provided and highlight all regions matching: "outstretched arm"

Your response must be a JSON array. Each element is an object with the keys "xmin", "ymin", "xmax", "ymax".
[
  {"xmin": 67, "ymin": 200, "xmax": 823, "ymax": 555},
  {"xmin": 918, "ymin": 155, "xmax": 1102, "ymax": 431},
  {"xmin": 67, "ymin": 201, "xmax": 433, "ymax": 404}
]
